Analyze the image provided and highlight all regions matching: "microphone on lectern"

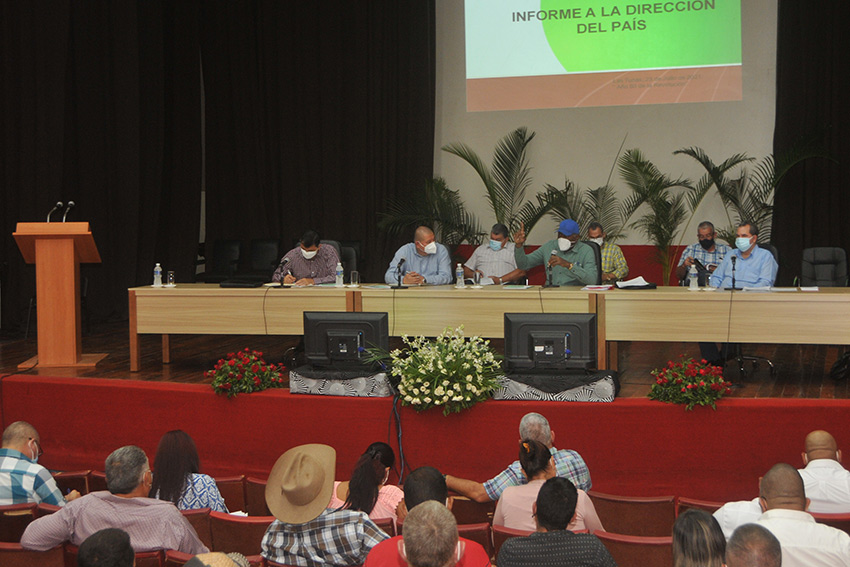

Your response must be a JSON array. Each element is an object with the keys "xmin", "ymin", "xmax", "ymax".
[
  {"xmin": 46, "ymin": 201, "xmax": 63, "ymax": 223},
  {"xmin": 62, "ymin": 201, "xmax": 75, "ymax": 222}
]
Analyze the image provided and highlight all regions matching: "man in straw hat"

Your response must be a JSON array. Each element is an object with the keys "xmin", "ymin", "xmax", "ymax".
[{"xmin": 261, "ymin": 444, "xmax": 389, "ymax": 566}]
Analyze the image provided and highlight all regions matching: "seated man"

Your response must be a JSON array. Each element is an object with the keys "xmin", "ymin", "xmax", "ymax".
[
  {"xmin": 497, "ymin": 477, "xmax": 616, "ymax": 567},
  {"xmin": 709, "ymin": 221, "xmax": 778, "ymax": 289},
  {"xmin": 0, "ymin": 421, "xmax": 81, "ymax": 506},
  {"xmin": 676, "ymin": 221, "xmax": 731, "ymax": 285},
  {"xmin": 587, "ymin": 222, "xmax": 628, "ymax": 283},
  {"xmin": 512, "ymin": 219, "xmax": 597, "ymax": 286},
  {"xmin": 261, "ymin": 444, "xmax": 389, "ymax": 566},
  {"xmin": 21, "ymin": 445, "xmax": 207, "ymax": 554},
  {"xmin": 445, "ymin": 412, "xmax": 591, "ymax": 503},
  {"xmin": 799, "ymin": 430, "xmax": 850, "ymax": 513},
  {"xmin": 77, "ymin": 528, "xmax": 134, "ymax": 567},
  {"xmin": 272, "ymin": 230, "xmax": 340, "ymax": 285},
  {"xmin": 384, "ymin": 226, "xmax": 452, "ymax": 285},
  {"xmin": 400, "ymin": 501, "xmax": 463, "ymax": 567},
  {"xmin": 366, "ymin": 466, "xmax": 491, "ymax": 567},
  {"xmin": 725, "ymin": 524, "xmax": 782, "ymax": 567},
  {"xmin": 462, "ymin": 223, "xmax": 525, "ymax": 285}
]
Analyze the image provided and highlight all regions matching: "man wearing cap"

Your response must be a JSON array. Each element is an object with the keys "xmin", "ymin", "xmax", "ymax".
[
  {"xmin": 512, "ymin": 220, "xmax": 597, "ymax": 286},
  {"xmin": 262, "ymin": 444, "xmax": 389, "ymax": 566}
]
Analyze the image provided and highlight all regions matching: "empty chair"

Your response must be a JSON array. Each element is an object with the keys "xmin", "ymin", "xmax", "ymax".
[
  {"xmin": 492, "ymin": 525, "xmax": 533, "ymax": 560},
  {"xmin": 677, "ymin": 497, "xmax": 724, "ymax": 516},
  {"xmin": 450, "ymin": 496, "xmax": 496, "ymax": 525},
  {"xmin": 52, "ymin": 470, "xmax": 90, "ymax": 496},
  {"xmin": 588, "ymin": 491, "xmax": 676, "ymax": 536},
  {"xmin": 801, "ymin": 247, "xmax": 848, "ymax": 286},
  {"xmin": 244, "ymin": 477, "xmax": 270, "ymax": 516},
  {"xmin": 197, "ymin": 240, "xmax": 242, "ymax": 283},
  {"xmin": 208, "ymin": 511, "xmax": 274, "ymax": 557},
  {"xmin": 0, "ymin": 503, "xmax": 37, "ymax": 543},
  {"xmin": 181, "ymin": 508, "xmax": 213, "ymax": 550},
  {"xmin": 0, "ymin": 542, "xmax": 64, "ymax": 567},
  {"xmin": 456, "ymin": 522, "xmax": 493, "ymax": 560},
  {"xmin": 239, "ymin": 239, "xmax": 281, "ymax": 282},
  {"xmin": 595, "ymin": 531, "xmax": 673, "ymax": 567},
  {"xmin": 339, "ymin": 246, "xmax": 357, "ymax": 283},
  {"xmin": 812, "ymin": 512, "xmax": 850, "ymax": 535},
  {"xmin": 213, "ymin": 476, "xmax": 246, "ymax": 514}
]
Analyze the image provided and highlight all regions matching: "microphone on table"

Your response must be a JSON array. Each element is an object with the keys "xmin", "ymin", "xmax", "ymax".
[
  {"xmin": 392, "ymin": 258, "xmax": 408, "ymax": 289},
  {"xmin": 62, "ymin": 201, "xmax": 75, "ymax": 222},
  {"xmin": 544, "ymin": 250, "xmax": 558, "ymax": 288},
  {"xmin": 731, "ymin": 255, "xmax": 737, "ymax": 290},
  {"xmin": 274, "ymin": 257, "xmax": 291, "ymax": 286},
  {"xmin": 46, "ymin": 201, "xmax": 63, "ymax": 223}
]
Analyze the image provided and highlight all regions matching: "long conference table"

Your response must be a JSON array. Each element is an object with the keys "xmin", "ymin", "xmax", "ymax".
[{"xmin": 128, "ymin": 284, "xmax": 850, "ymax": 372}]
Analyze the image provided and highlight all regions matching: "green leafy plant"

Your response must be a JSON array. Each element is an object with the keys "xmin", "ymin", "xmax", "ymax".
[
  {"xmin": 207, "ymin": 348, "xmax": 286, "ymax": 398},
  {"xmin": 648, "ymin": 356, "xmax": 732, "ymax": 410}
]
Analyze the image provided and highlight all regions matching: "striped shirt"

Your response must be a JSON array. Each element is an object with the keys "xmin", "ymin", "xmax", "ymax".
[
  {"xmin": 0, "ymin": 448, "xmax": 65, "ymax": 506},
  {"xmin": 483, "ymin": 447, "xmax": 591, "ymax": 501},
  {"xmin": 272, "ymin": 244, "xmax": 340, "ymax": 284}
]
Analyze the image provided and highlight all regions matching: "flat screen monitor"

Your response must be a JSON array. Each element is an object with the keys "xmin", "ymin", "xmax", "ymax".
[
  {"xmin": 504, "ymin": 313, "xmax": 597, "ymax": 372},
  {"xmin": 303, "ymin": 311, "xmax": 389, "ymax": 369}
]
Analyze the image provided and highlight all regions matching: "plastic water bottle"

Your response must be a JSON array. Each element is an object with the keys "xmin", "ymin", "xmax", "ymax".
[
  {"xmin": 455, "ymin": 263, "xmax": 465, "ymax": 288},
  {"xmin": 335, "ymin": 262, "xmax": 344, "ymax": 287},
  {"xmin": 153, "ymin": 263, "xmax": 163, "ymax": 287},
  {"xmin": 688, "ymin": 265, "xmax": 699, "ymax": 290}
]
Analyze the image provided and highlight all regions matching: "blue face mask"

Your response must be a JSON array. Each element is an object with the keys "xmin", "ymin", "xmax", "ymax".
[
  {"xmin": 488, "ymin": 239, "xmax": 502, "ymax": 252},
  {"xmin": 735, "ymin": 236, "xmax": 752, "ymax": 252}
]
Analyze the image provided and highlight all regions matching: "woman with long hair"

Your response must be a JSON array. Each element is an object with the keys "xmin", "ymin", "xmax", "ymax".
[
  {"xmin": 493, "ymin": 439, "xmax": 603, "ymax": 533},
  {"xmin": 149, "ymin": 430, "xmax": 227, "ymax": 512},
  {"xmin": 672, "ymin": 509, "xmax": 726, "ymax": 567},
  {"xmin": 328, "ymin": 441, "xmax": 403, "ymax": 521}
]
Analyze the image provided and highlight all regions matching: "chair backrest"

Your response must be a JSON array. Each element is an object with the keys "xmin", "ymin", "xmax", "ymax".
[
  {"xmin": 244, "ymin": 477, "xmax": 271, "ymax": 517},
  {"xmin": 208, "ymin": 511, "xmax": 274, "ymax": 556},
  {"xmin": 450, "ymin": 497, "xmax": 496, "ymax": 525},
  {"xmin": 676, "ymin": 497, "xmax": 724, "ymax": 516},
  {"xmin": 595, "ymin": 531, "xmax": 673, "ymax": 567},
  {"xmin": 373, "ymin": 516, "xmax": 396, "ymax": 538},
  {"xmin": 66, "ymin": 544, "xmax": 163, "ymax": 567},
  {"xmin": 319, "ymin": 239, "xmax": 342, "ymax": 258},
  {"xmin": 492, "ymin": 525, "xmax": 532, "ymax": 561},
  {"xmin": 801, "ymin": 247, "xmax": 848, "ymax": 287},
  {"xmin": 52, "ymin": 470, "xmax": 91, "ymax": 496},
  {"xmin": 0, "ymin": 542, "xmax": 64, "ymax": 567},
  {"xmin": 213, "ymin": 476, "xmax": 246, "ymax": 514},
  {"xmin": 581, "ymin": 240, "xmax": 603, "ymax": 285},
  {"xmin": 211, "ymin": 240, "xmax": 243, "ymax": 276},
  {"xmin": 456, "ymin": 523, "xmax": 493, "ymax": 560},
  {"xmin": 340, "ymin": 246, "xmax": 357, "ymax": 281},
  {"xmin": 181, "ymin": 507, "xmax": 213, "ymax": 550},
  {"xmin": 164, "ymin": 549, "xmax": 193, "ymax": 566},
  {"xmin": 88, "ymin": 471, "xmax": 108, "ymax": 493},
  {"xmin": 37, "ymin": 503, "xmax": 62, "ymax": 517},
  {"xmin": 811, "ymin": 512, "xmax": 850, "ymax": 535},
  {"xmin": 761, "ymin": 242, "xmax": 779, "ymax": 264},
  {"xmin": 0, "ymin": 503, "xmax": 37, "ymax": 543},
  {"xmin": 587, "ymin": 491, "xmax": 676, "ymax": 536},
  {"xmin": 247, "ymin": 239, "xmax": 280, "ymax": 274}
]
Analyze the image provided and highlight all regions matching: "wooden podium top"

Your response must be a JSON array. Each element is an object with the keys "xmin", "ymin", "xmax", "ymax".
[{"xmin": 14, "ymin": 222, "xmax": 101, "ymax": 264}]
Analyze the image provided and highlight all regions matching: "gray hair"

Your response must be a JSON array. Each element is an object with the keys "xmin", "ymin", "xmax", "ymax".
[
  {"xmin": 1, "ymin": 421, "xmax": 37, "ymax": 447},
  {"xmin": 726, "ymin": 524, "xmax": 782, "ymax": 567},
  {"xmin": 519, "ymin": 413, "xmax": 552, "ymax": 446},
  {"xmin": 697, "ymin": 221, "xmax": 716, "ymax": 232},
  {"xmin": 403, "ymin": 500, "xmax": 458, "ymax": 567},
  {"xmin": 105, "ymin": 446, "xmax": 149, "ymax": 495}
]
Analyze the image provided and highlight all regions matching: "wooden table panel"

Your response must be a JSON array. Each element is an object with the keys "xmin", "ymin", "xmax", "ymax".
[{"xmin": 264, "ymin": 287, "xmax": 351, "ymax": 334}]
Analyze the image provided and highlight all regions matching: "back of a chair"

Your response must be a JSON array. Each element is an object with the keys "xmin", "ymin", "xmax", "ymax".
[
  {"xmin": 52, "ymin": 470, "xmax": 91, "ymax": 496},
  {"xmin": 88, "ymin": 471, "xmax": 108, "ymax": 493},
  {"xmin": 588, "ymin": 492, "xmax": 676, "ymax": 536},
  {"xmin": 492, "ymin": 525, "xmax": 532, "ymax": 561},
  {"xmin": 37, "ymin": 503, "xmax": 62, "ymax": 517},
  {"xmin": 181, "ymin": 508, "xmax": 213, "ymax": 550},
  {"xmin": 320, "ymin": 239, "xmax": 342, "ymax": 258},
  {"xmin": 0, "ymin": 503, "xmax": 37, "ymax": 543},
  {"xmin": 450, "ymin": 497, "xmax": 496, "ymax": 525},
  {"xmin": 581, "ymin": 240, "xmax": 603, "ymax": 285},
  {"xmin": 595, "ymin": 530, "xmax": 673, "ymax": 567},
  {"xmin": 812, "ymin": 512, "xmax": 850, "ymax": 535},
  {"xmin": 761, "ymin": 242, "xmax": 779, "ymax": 265},
  {"xmin": 211, "ymin": 240, "xmax": 243, "ymax": 277},
  {"xmin": 209, "ymin": 511, "xmax": 274, "ymax": 556},
  {"xmin": 457, "ymin": 522, "xmax": 493, "ymax": 560},
  {"xmin": 340, "ymin": 246, "xmax": 357, "ymax": 281},
  {"xmin": 164, "ymin": 549, "xmax": 193, "ymax": 566},
  {"xmin": 248, "ymin": 239, "xmax": 280, "ymax": 273},
  {"xmin": 0, "ymin": 542, "xmax": 64, "ymax": 567},
  {"xmin": 214, "ymin": 476, "xmax": 246, "ymax": 514},
  {"xmin": 802, "ymin": 247, "xmax": 848, "ymax": 286},
  {"xmin": 373, "ymin": 516, "xmax": 396, "ymax": 538},
  {"xmin": 676, "ymin": 497, "xmax": 724, "ymax": 517},
  {"xmin": 244, "ymin": 477, "xmax": 270, "ymax": 516}
]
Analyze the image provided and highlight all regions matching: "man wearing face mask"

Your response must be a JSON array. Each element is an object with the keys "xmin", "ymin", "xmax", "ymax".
[
  {"xmin": 462, "ymin": 223, "xmax": 526, "ymax": 285},
  {"xmin": 676, "ymin": 221, "xmax": 731, "ymax": 285},
  {"xmin": 0, "ymin": 421, "xmax": 81, "ymax": 506},
  {"xmin": 512, "ymin": 219, "xmax": 597, "ymax": 286},
  {"xmin": 587, "ymin": 222, "xmax": 628, "ymax": 283},
  {"xmin": 272, "ymin": 230, "xmax": 340, "ymax": 286},
  {"xmin": 384, "ymin": 226, "xmax": 452, "ymax": 285},
  {"xmin": 709, "ymin": 221, "xmax": 777, "ymax": 289}
]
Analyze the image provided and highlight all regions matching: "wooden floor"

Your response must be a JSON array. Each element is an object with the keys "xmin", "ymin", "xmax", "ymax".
[{"xmin": 1, "ymin": 321, "xmax": 846, "ymax": 399}]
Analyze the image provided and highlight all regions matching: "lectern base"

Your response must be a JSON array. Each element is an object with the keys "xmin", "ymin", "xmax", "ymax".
[{"xmin": 18, "ymin": 353, "xmax": 108, "ymax": 370}]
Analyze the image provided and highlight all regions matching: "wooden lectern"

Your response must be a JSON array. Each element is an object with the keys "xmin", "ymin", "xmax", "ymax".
[{"xmin": 13, "ymin": 222, "xmax": 107, "ymax": 368}]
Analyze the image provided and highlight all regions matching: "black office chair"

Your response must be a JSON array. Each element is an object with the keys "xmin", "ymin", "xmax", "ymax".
[
  {"xmin": 581, "ymin": 241, "xmax": 603, "ymax": 285},
  {"xmin": 734, "ymin": 242, "xmax": 779, "ymax": 378},
  {"xmin": 340, "ymin": 246, "xmax": 357, "ymax": 283},
  {"xmin": 238, "ymin": 239, "xmax": 281, "ymax": 282},
  {"xmin": 799, "ymin": 247, "xmax": 848, "ymax": 287},
  {"xmin": 196, "ymin": 240, "xmax": 242, "ymax": 283}
]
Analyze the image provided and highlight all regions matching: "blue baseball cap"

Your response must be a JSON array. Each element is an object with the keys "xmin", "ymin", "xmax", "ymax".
[{"xmin": 558, "ymin": 219, "xmax": 580, "ymax": 236}]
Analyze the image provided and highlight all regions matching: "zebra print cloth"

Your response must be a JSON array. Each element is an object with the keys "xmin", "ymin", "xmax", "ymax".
[
  {"xmin": 289, "ymin": 370, "xmax": 393, "ymax": 397},
  {"xmin": 492, "ymin": 375, "xmax": 616, "ymax": 402}
]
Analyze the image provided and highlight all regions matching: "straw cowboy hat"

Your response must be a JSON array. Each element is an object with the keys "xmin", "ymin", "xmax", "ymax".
[{"xmin": 265, "ymin": 444, "xmax": 336, "ymax": 524}]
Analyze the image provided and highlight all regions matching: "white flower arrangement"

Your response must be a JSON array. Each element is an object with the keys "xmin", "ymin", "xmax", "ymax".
[{"xmin": 377, "ymin": 326, "xmax": 502, "ymax": 415}]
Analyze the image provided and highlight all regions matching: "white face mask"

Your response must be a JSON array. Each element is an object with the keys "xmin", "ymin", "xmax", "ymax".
[
  {"xmin": 423, "ymin": 241, "xmax": 437, "ymax": 255},
  {"xmin": 301, "ymin": 248, "xmax": 318, "ymax": 260},
  {"xmin": 590, "ymin": 237, "xmax": 604, "ymax": 247},
  {"xmin": 558, "ymin": 238, "xmax": 572, "ymax": 252}
]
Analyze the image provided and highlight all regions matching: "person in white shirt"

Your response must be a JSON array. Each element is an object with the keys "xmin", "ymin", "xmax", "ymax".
[
  {"xmin": 755, "ymin": 463, "xmax": 850, "ymax": 567},
  {"xmin": 725, "ymin": 524, "xmax": 782, "ymax": 567},
  {"xmin": 462, "ymin": 223, "xmax": 526, "ymax": 285},
  {"xmin": 799, "ymin": 430, "xmax": 850, "ymax": 513}
]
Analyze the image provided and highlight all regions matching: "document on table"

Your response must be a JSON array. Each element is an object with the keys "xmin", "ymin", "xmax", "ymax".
[
  {"xmin": 582, "ymin": 285, "xmax": 613, "ymax": 291},
  {"xmin": 615, "ymin": 276, "xmax": 652, "ymax": 289}
]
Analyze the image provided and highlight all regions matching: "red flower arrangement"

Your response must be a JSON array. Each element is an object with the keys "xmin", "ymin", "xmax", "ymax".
[
  {"xmin": 648, "ymin": 356, "xmax": 732, "ymax": 410},
  {"xmin": 206, "ymin": 348, "xmax": 286, "ymax": 398}
]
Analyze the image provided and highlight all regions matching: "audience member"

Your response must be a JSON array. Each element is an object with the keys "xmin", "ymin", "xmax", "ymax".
[
  {"xmin": 799, "ymin": 430, "xmax": 850, "ymax": 513},
  {"xmin": 21, "ymin": 445, "xmax": 208, "ymax": 554},
  {"xmin": 0, "ymin": 420, "xmax": 80, "ymax": 506},
  {"xmin": 672, "ymin": 509, "xmax": 726, "ymax": 567},
  {"xmin": 714, "ymin": 497, "xmax": 762, "ymax": 540},
  {"xmin": 462, "ymin": 223, "xmax": 526, "ymax": 285},
  {"xmin": 261, "ymin": 444, "xmax": 388, "ymax": 566},
  {"xmin": 446, "ymin": 412, "xmax": 591, "ymax": 502},
  {"xmin": 366, "ymin": 466, "xmax": 490, "ymax": 567},
  {"xmin": 493, "ymin": 439, "xmax": 602, "ymax": 533},
  {"xmin": 77, "ymin": 528, "xmax": 134, "ymax": 567},
  {"xmin": 400, "ymin": 501, "xmax": 461, "ymax": 567},
  {"xmin": 328, "ymin": 441, "xmax": 404, "ymax": 522},
  {"xmin": 755, "ymin": 463, "xmax": 850, "ymax": 567},
  {"xmin": 676, "ymin": 221, "xmax": 730, "ymax": 284},
  {"xmin": 497, "ymin": 477, "xmax": 616, "ymax": 567},
  {"xmin": 587, "ymin": 221, "xmax": 628, "ymax": 283},
  {"xmin": 272, "ymin": 229, "xmax": 340, "ymax": 285},
  {"xmin": 149, "ymin": 429, "xmax": 227, "ymax": 512},
  {"xmin": 384, "ymin": 226, "xmax": 452, "ymax": 285},
  {"xmin": 512, "ymin": 219, "xmax": 598, "ymax": 286},
  {"xmin": 184, "ymin": 552, "xmax": 250, "ymax": 567},
  {"xmin": 725, "ymin": 524, "xmax": 782, "ymax": 567}
]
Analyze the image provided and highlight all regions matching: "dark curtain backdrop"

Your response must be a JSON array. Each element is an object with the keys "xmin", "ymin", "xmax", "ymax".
[
  {"xmin": 772, "ymin": 2, "xmax": 850, "ymax": 285},
  {"xmin": 200, "ymin": 2, "xmax": 435, "ymax": 282}
]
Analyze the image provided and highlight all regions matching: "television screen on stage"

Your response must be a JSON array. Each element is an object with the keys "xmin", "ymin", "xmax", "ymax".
[
  {"xmin": 504, "ymin": 313, "xmax": 597, "ymax": 372},
  {"xmin": 303, "ymin": 311, "xmax": 389, "ymax": 369}
]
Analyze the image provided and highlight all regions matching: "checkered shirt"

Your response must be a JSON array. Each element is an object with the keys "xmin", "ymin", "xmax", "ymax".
[
  {"xmin": 261, "ymin": 508, "xmax": 389, "ymax": 566},
  {"xmin": 0, "ymin": 448, "xmax": 65, "ymax": 506},
  {"xmin": 483, "ymin": 447, "xmax": 591, "ymax": 501},
  {"xmin": 600, "ymin": 242, "xmax": 629, "ymax": 280},
  {"xmin": 677, "ymin": 242, "xmax": 731, "ymax": 268}
]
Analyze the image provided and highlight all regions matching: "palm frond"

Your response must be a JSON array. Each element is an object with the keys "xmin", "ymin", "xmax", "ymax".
[{"xmin": 490, "ymin": 127, "xmax": 535, "ymax": 222}]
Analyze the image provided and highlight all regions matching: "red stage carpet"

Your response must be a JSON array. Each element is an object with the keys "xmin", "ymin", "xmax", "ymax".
[{"xmin": 3, "ymin": 375, "xmax": 848, "ymax": 501}]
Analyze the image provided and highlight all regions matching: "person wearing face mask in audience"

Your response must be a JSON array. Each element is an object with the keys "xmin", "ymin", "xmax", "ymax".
[
  {"xmin": 272, "ymin": 230, "xmax": 340, "ymax": 286},
  {"xmin": 462, "ymin": 223, "xmax": 526, "ymax": 285},
  {"xmin": 709, "ymin": 221, "xmax": 777, "ymax": 289},
  {"xmin": 512, "ymin": 219, "xmax": 597, "ymax": 286},
  {"xmin": 0, "ymin": 421, "xmax": 81, "ymax": 506},
  {"xmin": 586, "ymin": 222, "xmax": 628, "ymax": 283},
  {"xmin": 385, "ymin": 226, "xmax": 452, "ymax": 285},
  {"xmin": 676, "ymin": 221, "xmax": 731, "ymax": 285}
]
